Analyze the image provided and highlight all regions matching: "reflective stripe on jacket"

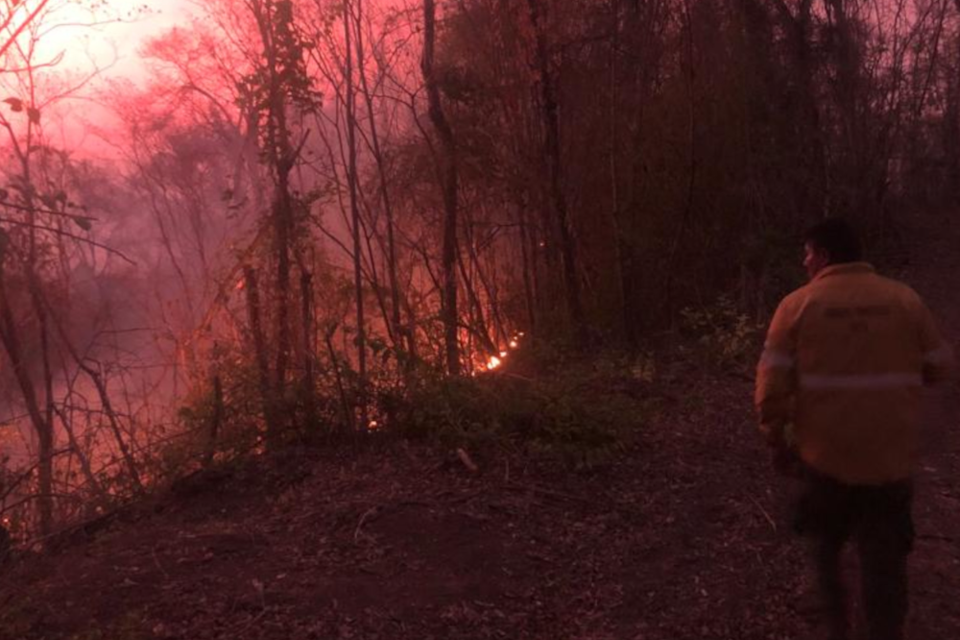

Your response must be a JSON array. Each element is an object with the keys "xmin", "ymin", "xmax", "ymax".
[{"xmin": 755, "ymin": 262, "xmax": 953, "ymax": 485}]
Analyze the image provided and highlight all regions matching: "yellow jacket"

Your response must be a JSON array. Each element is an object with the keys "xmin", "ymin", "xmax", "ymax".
[{"xmin": 755, "ymin": 262, "xmax": 952, "ymax": 485}]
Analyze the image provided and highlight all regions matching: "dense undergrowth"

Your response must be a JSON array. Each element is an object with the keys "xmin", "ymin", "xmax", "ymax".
[{"xmin": 173, "ymin": 292, "xmax": 763, "ymax": 476}]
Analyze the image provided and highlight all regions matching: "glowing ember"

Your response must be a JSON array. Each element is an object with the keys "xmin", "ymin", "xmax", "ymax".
[
  {"xmin": 509, "ymin": 339, "xmax": 519, "ymax": 349},
  {"xmin": 368, "ymin": 420, "xmax": 379, "ymax": 430},
  {"xmin": 499, "ymin": 350, "xmax": 508, "ymax": 358},
  {"xmin": 486, "ymin": 356, "xmax": 502, "ymax": 370},
  {"xmin": 236, "ymin": 279, "xmax": 245, "ymax": 290}
]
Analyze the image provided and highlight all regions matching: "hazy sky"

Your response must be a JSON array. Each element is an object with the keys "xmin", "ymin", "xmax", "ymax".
[
  {"xmin": 35, "ymin": 0, "xmax": 194, "ymax": 81},
  {"xmin": 8, "ymin": 0, "xmax": 198, "ymax": 159}
]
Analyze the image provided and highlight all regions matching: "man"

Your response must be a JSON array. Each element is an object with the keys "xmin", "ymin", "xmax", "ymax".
[{"xmin": 755, "ymin": 218, "xmax": 953, "ymax": 640}]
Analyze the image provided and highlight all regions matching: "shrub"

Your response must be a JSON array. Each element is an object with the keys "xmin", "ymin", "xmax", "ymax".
[
  {"xmin": 679, "ymin": 295, "xmax": 762, "ymax": 368},
  {"xmin": 383, "ymin": 366, "xmax": 627, "ymax": 468}
]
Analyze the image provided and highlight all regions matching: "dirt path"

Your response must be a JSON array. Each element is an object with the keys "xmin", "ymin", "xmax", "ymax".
[
  {"xmin": 1, "ymin": 218, "xmax": 958, "ymax": 640},
  {"xmin": 891, "ymin": 210, "xmax": 960, "ymax": 640}
]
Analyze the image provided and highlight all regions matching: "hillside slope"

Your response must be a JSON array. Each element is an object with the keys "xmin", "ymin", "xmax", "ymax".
[{"xmin": 2, "ymin": 214, "xmax": 959, "ymax": 640}]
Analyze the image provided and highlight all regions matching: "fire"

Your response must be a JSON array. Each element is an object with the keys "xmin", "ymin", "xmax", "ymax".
[{"xmin": 474, "ymin": 331, "xmax": 525, "ymax": 372}]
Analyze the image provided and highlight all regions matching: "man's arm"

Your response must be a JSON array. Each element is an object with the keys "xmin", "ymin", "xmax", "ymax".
[
  {"xmin": 916, "ymin": 299, "xmax": 953, "ymax": 385},
  {"xmin": 755, "ymin": 296, "xmax": 800, "ymax": 449}
]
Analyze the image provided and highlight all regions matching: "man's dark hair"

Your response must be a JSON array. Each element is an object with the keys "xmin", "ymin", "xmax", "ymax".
[{"xmin": 804, "ymin": 218, "xmax": 862, "ymax": 264}]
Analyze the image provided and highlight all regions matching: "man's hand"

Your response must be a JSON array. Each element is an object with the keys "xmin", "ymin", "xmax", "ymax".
[
  {"xmin": 770, "ymin": 441, "xmax": 801, "ymax": 477},
  {"xmin": 760, "ymin": 421, "xmax": 801, "ymax": 476}
]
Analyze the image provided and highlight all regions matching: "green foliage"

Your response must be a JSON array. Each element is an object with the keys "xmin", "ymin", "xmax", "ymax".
[
  {"xmin": 155, "ymin": 358, "xmax": 267, "ymax": 480},
  {"xmin": 679, "ymin": 295, "xmax": 762, "ymax": 368},
  {"xmin": 385, "ymin": 367, "xmax": 628, "ymax": 468},
  {"xmin": 235, "ymin": 0, "xmax": 321, "ymax": 120}
]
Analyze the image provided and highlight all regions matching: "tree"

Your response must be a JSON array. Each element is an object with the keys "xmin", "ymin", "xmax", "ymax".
[
  {"xmin": 422, "ymin": 0, "xmax": 461, "ymax": 375},
  {"xmin": 1, "ymin": 0, "xmax": 114, "ymax": 534}
]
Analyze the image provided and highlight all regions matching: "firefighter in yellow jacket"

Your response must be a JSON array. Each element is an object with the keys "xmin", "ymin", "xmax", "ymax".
[{"xmin": 755, "ymin": 218, "xmax": 953, "ymax": 640}]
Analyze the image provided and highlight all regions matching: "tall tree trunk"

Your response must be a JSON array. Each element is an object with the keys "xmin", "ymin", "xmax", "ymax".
[
  {"xmin": 526, "ymin": 0, "xmax": 587, "ymax": 347},
  {"xmin": 457, "ymin": 248, "xmax": 496, "ymax": 354},
  {"xmin": 300, "ymin": 269, "xmax": 318, "ymax": 434},
  {"xmin": 768, "ymin": 0, "xmax": 826, "ymax": 221},
  {"xmin": 254, "ymin": 0, "xmax": 297, "ymax": 446},
  {"xmin": 422, "ymin": 0, "xmax": 461, "ymax": 375},
  {"xmin": 518, "ymin": 203, "xmax": 538, "ymax": 337},
  {"xmin": 823, "ymin": 0, "xmax": 863, "ymax": 216},
  {"xmin": 344, "ymin": 0, "xmax": 370, "ymax": 422},
  {"xmin": 205, "ymin": 365, "xmax": 223, "ymax": 468},
  {"xmin": 663, "ymin": 0, "xmax": 698, "ymax": 325},
  {"xmin": 0, "ymin": 259, "xmax": 53, "ymax": 535},
  {"xmin": 464, "ymin": 218, "xmax": 508, "ymax": 347},
  {"xmin": 243, "ymin": 266, "xmax": 277, "ymax": 444},
  {"xmin": 945, "ymin": 9, "xmax": 960, "ymax": 202},
  {"xmin": 272, "ymin": 178, "xmax": 293, "ymax": 439},
  {"xmin": 607, "ymin": 0, "xmax": 633, "ymax": 345},
  {"xmin": 354, "ymin": 2, "xmax": 405, "ymax": 357},
  {"xmin": 792, "ymin": 0, "xmax": 828, "ymax": 219},
  {"xmin": 10, "ymin": 153, "xmax": 56, "ymax": 534}
]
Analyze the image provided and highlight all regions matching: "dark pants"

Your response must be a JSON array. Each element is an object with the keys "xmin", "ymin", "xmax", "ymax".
[{"xmin": 794, "ymin": 470, "xmax": 914, "ymax": 640}]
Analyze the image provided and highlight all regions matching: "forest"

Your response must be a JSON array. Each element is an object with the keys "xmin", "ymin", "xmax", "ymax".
[{"xmin": 1, "ymin": 0, "xmax": 960, "ymax": 637}]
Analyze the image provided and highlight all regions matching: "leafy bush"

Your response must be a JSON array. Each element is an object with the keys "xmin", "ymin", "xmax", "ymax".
[
  {"xmin": 162, "ymin": 335, "xmax": 638, "ymax": 475},
  {"xmin": 679, "ymin": 295, "xmax": 762, "ymax": 367},
  {"xmin": 383, "ymin": 367, "xmax": 627, "ymax": 468}
]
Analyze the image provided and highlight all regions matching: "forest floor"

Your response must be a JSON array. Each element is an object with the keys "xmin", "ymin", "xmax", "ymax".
[{"xmin": 2, "ymin": 211, "xmax": 960, "ymax": 640}]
